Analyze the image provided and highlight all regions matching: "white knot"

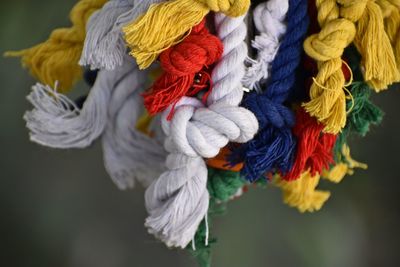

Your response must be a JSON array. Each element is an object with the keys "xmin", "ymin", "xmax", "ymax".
[
  {"xmin": 162, "ymin": 100, "xmax": 258, "ymax": 158},
  {"xmin": 102, "ymin": 68, "xmax": 167, "ymax": 190},
  {"xmin": 24, "ymin": 56, "xmax": 136, "ymax": 148},
  {"xmin": 144, "ymin": 14, "xmax": 259, "ymax": 248}
]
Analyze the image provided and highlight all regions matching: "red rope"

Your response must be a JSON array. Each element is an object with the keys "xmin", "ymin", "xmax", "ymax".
[{"xmin": 143, "ymin": 20, "xmax": 223, "ymax": 116}]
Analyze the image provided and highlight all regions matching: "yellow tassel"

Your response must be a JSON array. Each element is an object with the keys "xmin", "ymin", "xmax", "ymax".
[
  {"xmin": 273, "ymin": 171, "xmax": 330, "ymax": 213},
  {"xmin": 322, "ymin": 163, "xmax": 348, "ymax": 183},
  {"xmin": 341, "ymin": 143, "xmax": 368, "ymax": 171},
  {"xmin": 377, "ymin": 0, "xmax": 400, "ymax": 73},
  {"xmin": 5, "ymin": 0, "xmax": 107, "ymax": 93},
  {"xmin": 123, "ymin": 0, "xmax": 250, "ymax": 69},
  {"xmin": 339, "ymin": 0, "xmax": 400, "ymax": 91},
  {"xmin": 322, "ymin": 144, "xmax": 368, "ymax": 183},
  {"xmin": 303, "ymin": 1, "xmax": 356, "ymax": 134}
]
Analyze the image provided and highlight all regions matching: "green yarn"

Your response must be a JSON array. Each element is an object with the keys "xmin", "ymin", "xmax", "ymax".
[
  {"xmin": 186, "ymin": 168, "xmax": 246, "ymax": 267},
  {"xmin": 333, "ymin": 47, "xmax": 384, "ymax": 163},
  {"xmin": 188, "ymin": 217, "xmax": 216, "ymax": 267},
  {"xmin": 346, "ymin": 82, "xmax": 384, "ymax": 137},
  {"xmin": 207, "ymin": 168, "xmax": 247, "ymax": 203}
]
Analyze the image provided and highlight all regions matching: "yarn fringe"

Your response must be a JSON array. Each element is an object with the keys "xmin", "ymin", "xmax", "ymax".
[
  {"xmin": 322, "ymin": 144, "xmax": 367, "ymax": 183},
  {"xmin": 341, "ymin": 0, "xmax": 400, "ymax": 91},
  {"xmin": 24, "ymin": 82, "xmax": 108, "ymax": 148},
  {"xmin": 303, "ymin": 3, "xmax": 356, "ymax": 133},
  {"xmin": 274, "ymin": 171, "xmax": 330, "ymax": 213}
]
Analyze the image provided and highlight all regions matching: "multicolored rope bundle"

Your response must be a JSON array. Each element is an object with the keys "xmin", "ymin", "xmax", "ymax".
[{"xmin": 7, "ymin": 0, "xmax": 398, "ymax": 266}]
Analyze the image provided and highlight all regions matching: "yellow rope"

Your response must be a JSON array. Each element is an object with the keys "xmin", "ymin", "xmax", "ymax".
[
  {"xmin": 5, "ymin": 0, "xmax": 107, "ymax": 93},
  {"xmin": 303, "ymin": 0, "xmax": 355, "ymax": 134},
  {"xmin": 377, "ymin": 0, "xmax": 400, "ymax": 74},
  {"xmin": 339, "ymin": 0, "xmax": 400, "ymax": 91}
]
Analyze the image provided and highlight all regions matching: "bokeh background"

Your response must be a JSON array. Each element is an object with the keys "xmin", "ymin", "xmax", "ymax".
[{"xmin": 1, "ymin": 1, "xmax": 399, "ymax": 266}]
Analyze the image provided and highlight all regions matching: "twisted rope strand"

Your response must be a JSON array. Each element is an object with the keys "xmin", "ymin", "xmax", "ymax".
[
  {"xmin": 80, "ymin": 0, "xmax": 165, "ymax": 70},
  {"xmin": 230, "ymin": 0, "xmax": 309, "ymax": 182},
  {"xmin": 302, "ymin": 0, "xmax": 355, "ymax": 134},
  {"xmin": 338, "ymin": 0, "xmax": 400, "ymax": 91},
  {"xmin": 144, "ymin": 14, "xmax": 258, "ymax": 248},
  {"xmin": 242, "ymin": 0, "xmax": 289, "ymax": 91}
]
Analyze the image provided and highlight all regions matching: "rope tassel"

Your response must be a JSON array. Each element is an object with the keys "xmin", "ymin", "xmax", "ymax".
[
  {"xmin": 339, "ymin": 0, "xmax": 400, "ymax": 91},
  {"xmin": 24, "ymin": 55, "xmax": 136, "ymax": 149},
  {"xmin": 274, "ymin": 171, "xmax": 330, "ymax": 213}
]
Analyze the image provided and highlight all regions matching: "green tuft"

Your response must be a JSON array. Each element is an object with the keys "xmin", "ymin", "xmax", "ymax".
[{"xmin": 186, "ymin": 168, "xmax": 247, "ymax": 267}]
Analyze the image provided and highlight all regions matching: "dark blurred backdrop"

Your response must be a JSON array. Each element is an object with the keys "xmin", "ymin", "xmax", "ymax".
[{"xmin": 1, "ymin": 1, "xmax": 399, "ymax": 267}]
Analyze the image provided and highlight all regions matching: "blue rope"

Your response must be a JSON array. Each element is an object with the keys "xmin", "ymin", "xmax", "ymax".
[{"xmin": 229, "ymin": 0, "xmax": 310, "ymax": 182}]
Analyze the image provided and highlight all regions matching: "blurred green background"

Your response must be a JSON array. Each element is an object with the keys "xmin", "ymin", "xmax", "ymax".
[{"xmin": 1, "ymin": 1, "xmax": 399, "ymax": 266}]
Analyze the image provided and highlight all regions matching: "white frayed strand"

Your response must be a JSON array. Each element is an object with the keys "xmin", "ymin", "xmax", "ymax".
[
  {"xmin": 205, "ymin": 212, "xmax": 209, "ymax": 246},
  {"xmin": 80, "ymin": 0, "xmax": 132, "ymax": 70},
  {"xmin": 192, "ymin": 238, "xmax": 196, "ymax": 251},
  {"xmin": 24, "ymin": 55, "xmax": 136, "ymax": 149},
  {"xmin": 101, "ymin": 63, "xmax": 167, "ymax": 189},
  {"xmin": 143, "ymin": 14, "xmax": 259, "ymax": 249},
  {"xmin": 79, "ymin": 0, "xmax": 164, "ymax": 70},
  {"xmin": 242, "ymin": 0, "xmax": 289, "ymax": 91}
]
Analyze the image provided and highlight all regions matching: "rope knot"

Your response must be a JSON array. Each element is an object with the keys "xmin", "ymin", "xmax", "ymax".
[
  {"xmin": 143, "ymin": 20, "xmax": 223, "ymax": 115},
  {"xmin": 337, "ymin": 0, "xmax": 368, "ymax": 21},
  {"xmin": 304, "ymin": 19, "xmax": 356, "ymax": 61},
  {"xmin": 229, "ymin": 94, "xmax": 297, "ymax": 182},
  {"xmin": 160, "ymin": 21, "xmax": 223, "ymax": 76},
  {"xmin": 163, "ymin": 99, "xmax": 258, "ymax": 159}
]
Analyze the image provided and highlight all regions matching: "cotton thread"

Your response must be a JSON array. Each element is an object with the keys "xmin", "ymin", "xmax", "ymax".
[
  {"xmin": 144, "ymin": 14, "xmax": 258, "ymax": 248},
  {"xmin": 229, "ymin": 0, "xmax": 309, "ymax": 182},
  {"xmin": 122, "ymin": 0, "xmax": 250, "ymax": 69},
  {"xmin": 242, "ymin": 0, "xmax": 289, "ymax": 91},
  {"xmin": 5, "ymin": 0, "xmax": 107, "ymax": 92}
]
